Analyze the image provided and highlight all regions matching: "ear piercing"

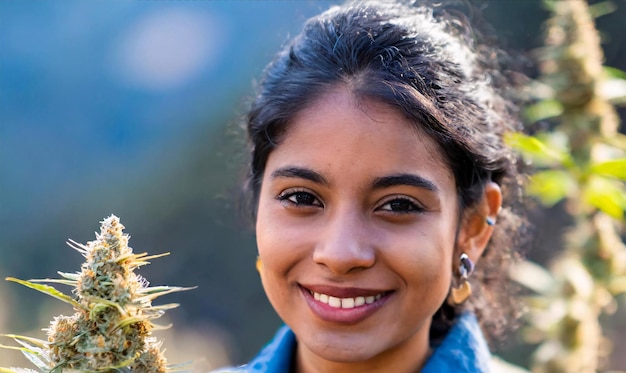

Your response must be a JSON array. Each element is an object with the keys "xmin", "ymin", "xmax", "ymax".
[
  {"xmin": 256, "ymin": 256, "xmax": 264, "ymax": 273},
  {"xmin": 449, "ymin": 253, "xmax": 474, "ymax": 304},
  {"xmin": 486, "ymin": 217, "xmax": 495, "ymax": 226}
]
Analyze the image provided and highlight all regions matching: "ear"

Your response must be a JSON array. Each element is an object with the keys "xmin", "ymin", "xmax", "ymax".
[{"xmin": 455, "ymin": 182, "xmax": 502, "ymax": 264}]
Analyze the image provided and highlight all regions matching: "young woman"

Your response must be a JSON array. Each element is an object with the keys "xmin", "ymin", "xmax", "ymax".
[{"xmin": 218, "ymin": 1, "xmax": 527, "ymax": 371}]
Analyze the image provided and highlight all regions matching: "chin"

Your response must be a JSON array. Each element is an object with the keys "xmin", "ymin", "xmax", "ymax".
[
  {"xmin": 317, "ymin": 346, "xmax": 377, "ymax": 363},
  {"xmin": 302, "ymin": 334, "xmax": 384, "ymax": 363}
]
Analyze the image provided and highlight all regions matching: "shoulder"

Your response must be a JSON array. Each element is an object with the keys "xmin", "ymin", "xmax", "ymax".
[
  {"xmin": 209, "ymin": 325, "xmax": 296, "ymax": 373},
  {"xmin": 422, "ymin": 312, "xmax": 492, "ymax": 373}
]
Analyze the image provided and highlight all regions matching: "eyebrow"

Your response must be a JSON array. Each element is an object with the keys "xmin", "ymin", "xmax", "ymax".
[
  {"xmin": 272, "ymin": 167, "xmax": 437, "ymax": 193},
  {"xmin": 372, "ymin": 173, "xmax": 439, "ymax": 193},
  {"xmin": 271, "ymin": 166, "xmax": 330, "ymax": 186}
]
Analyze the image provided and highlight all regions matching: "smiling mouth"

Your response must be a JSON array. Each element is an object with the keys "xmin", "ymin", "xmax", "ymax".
[{"xmin": 305, "ymin": 288, "xmax": 387, "ymax": 309}]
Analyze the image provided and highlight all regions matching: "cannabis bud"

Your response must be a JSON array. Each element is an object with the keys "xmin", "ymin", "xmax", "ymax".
[{"xmin": 1, "ymin": 215, "xmax": 194, "ymax": 372}]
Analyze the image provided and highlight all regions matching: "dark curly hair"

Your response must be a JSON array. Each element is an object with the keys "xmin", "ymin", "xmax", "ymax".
[{"xmin": 244, "ymin": 0, "xmax": 528, "ymax": 343}]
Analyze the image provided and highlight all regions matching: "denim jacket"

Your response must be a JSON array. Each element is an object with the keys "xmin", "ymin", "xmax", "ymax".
[{"xmin": 213, "ymin": 312, "xmax": 491, "ymax": 372}]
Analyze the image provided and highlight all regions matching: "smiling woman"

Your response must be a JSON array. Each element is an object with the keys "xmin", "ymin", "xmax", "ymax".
[{"xmin": 215, "ymin": 0, "xmax": 527, "ymax": 372}]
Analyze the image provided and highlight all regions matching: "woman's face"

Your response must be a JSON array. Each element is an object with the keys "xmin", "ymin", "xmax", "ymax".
[{"xmin": 256, "ymin": 88, "xmax": 480, "ymax": 370}]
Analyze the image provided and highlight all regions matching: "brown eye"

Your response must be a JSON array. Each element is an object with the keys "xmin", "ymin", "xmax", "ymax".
[
  {"xmin": 278, "ymin": 190, "xmax": 323, "ymax": 207},
  {"xmin": 378, "ymin": 197, "xmax": 423, "ymax": 214}
]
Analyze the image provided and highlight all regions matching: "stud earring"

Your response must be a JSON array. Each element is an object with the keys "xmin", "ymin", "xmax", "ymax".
[
  {"xmin": 256, "ymin": 256, "xmax": 263, "ymax": 273},
  {"xmin": 448, "ymin": 253, "xmax": 474, "ymax": 304},
  {"xmin": 486, "ymin": 217, "xmax": 495, "ymax": 226}
]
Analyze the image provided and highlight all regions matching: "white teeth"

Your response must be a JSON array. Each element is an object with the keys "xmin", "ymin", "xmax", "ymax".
[
  {"xmin": 310, "ymin": 291, "xmax": 384, "ymax": 309},
  {"xmin": 328, "ymin": 296, "xmax": 341, "ymax": 308},
  {"xmin": 341, "ymin": 298, "xmax": 355, "ymax": 309}
]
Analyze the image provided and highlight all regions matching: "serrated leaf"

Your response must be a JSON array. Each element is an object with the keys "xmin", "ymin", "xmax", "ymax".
[
  {"xmin": 528, "ymin": 170, "xmax": 575, "ymax": 206},
  {"xmin": 590, "ymin": 159, "xmax": 626, "ymax": 180},
  {"xmin": 583, "ymin": 177, "xmax": 626, "ymax": 219},
  {"xmin": 5, "ymin": 278, "xmax": 80, "ymax": 309}
]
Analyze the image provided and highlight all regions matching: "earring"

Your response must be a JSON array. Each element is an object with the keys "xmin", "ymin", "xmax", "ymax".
[
  {"xmin": 256, "ymin": 256, "xmax": 263, "ymax": 273},
  {"xmin": 448, "ymin": 253, "xmax": 474, "ymax": 304},
  {"xmin": 486, "ymin": 217, "xmax": 495, "ymax": 226}
]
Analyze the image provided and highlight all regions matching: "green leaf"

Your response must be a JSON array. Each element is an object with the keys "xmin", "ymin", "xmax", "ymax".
[
  {"xmin": 5, "ymin": 277, "xmax": 81, "ymax": 309},
  {"xmin": 528, "ymin": 170, "xmax": 575, "ymax": 206},
  {"xmin": 583, "ymin": 177, "xmax": 626, "ymax": 219},
  {"xmin": 589, "ymin": 1, "xmax": 617, "ymax": 18},
  {"xmin": 94, "ymin": 356, "xmax": 136, "ymax": 372},
  {"xmin": 28, "ymin": 278, "xmax": 77, "ymax": 287},
  {"xmin": 1, "ymin": 335, "xmax": 48, "ymax": 350},
  {"xmin": 83, "ymin": 296, "xmax": 127, "ymax": 317},
  {"xmin": 11, "ymin": 338, "xmax": 51, "ymax": 371},
  {"xmin": 113, "ymin": 316, "xmax": 146, "ymax": 331},
  {"xmin": 604, "ymin": 66, "xmax": 626, "ymax": 80},
  {"xmin": 136, "ymin": 286, "xmax": 196, "ymax": 301},
  {"xmin": 524, "ymin": 99, "xmax": 563, "ymax": 123},
  {"xmin": 590, "ymin": 159, "xmax": 626, "ymax": 180},
  {"xmin": 57, "ymin": 271, "xmax": 80, "ymax": 281},
  {"xmin": 0, "ymin": 343, "xmax": 38, "ymax": 354},
  {"xmin": 505, "ymin": 132, "xmax": 570, "ymax": 167}
]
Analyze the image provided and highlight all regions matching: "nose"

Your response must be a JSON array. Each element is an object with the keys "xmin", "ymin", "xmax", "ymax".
[{"xmin": 313, "ymin": 207, "xmax": 376, "ymax": 275}]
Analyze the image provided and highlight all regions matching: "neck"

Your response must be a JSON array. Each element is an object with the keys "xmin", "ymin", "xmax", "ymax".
[{"xmin": 295, "ymin": 327, "xmax": 432, "ymax": 373}]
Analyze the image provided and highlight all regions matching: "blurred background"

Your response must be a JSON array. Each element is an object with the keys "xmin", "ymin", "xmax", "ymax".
[{"xmin": 0, "ymin": 0, "xmax": 625, "ymax": 370}]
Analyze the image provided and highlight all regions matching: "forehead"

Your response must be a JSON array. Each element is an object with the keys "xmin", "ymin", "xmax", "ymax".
[{"xmin": 266, "ymin": 88, "xmax": 454, "ymax": 186}]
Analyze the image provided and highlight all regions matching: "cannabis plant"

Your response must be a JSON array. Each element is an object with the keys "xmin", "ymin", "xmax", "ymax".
[
  {"xmin": 0, "ymin": 215, "xmax": 193, "ymax": 372},
  {"xmin": 509, "ymin": 0, "xmax": 626, "ymax": 372}
]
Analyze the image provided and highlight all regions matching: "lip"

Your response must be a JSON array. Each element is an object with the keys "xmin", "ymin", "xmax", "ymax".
[{"xmin": 299, "ymin": 284, "xmax": 393, "ymax": 324}]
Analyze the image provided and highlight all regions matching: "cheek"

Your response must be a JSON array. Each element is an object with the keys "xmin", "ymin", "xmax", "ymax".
[
  {"xmin": 255, "ymin": 198, "xmax": 310, "ymax": 274},
  {"xmin": 387, "ymin": 224, "xmax": 455, "ymax": 303}
]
